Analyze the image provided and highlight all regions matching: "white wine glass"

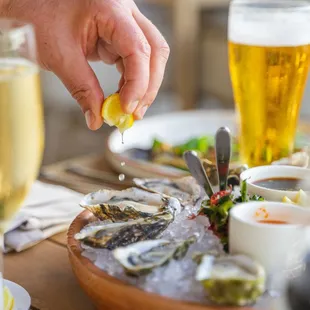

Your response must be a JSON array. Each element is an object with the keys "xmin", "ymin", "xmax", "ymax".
[{"xmin": 0, "ymin": 19, "xmax": 44, "ymax": 307}]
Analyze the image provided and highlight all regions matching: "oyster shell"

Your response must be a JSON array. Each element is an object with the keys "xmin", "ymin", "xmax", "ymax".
[
  {"xmin": 113, "ymin": 236, "xmax": 197, "ymax": 276},
  {"xmin": 80, "ymin": 187, "xmax": 181, "ymax": 222},
  {"xmin": 75, "ymin": 212, "xmax": 173, "ymax": 250},
  {"xmin": 133, "ymin": 176, "xmax": 203, "ymax": 206},
  {"xmin": 195, "ymin": 254, "xmax": 265, "ymax": 306}
]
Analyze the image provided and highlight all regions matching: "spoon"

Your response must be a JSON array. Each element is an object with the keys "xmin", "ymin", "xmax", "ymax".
[
  {"xmin": 215, "ymin": 127, "xmax": 232, "ymax": 191},
  {"xmin": 183, "ymin": 150, "xmax": 214, "ymax": 197}
]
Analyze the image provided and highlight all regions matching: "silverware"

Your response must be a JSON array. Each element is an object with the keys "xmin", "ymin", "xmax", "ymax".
[
  {"xmin": 215, "ymin": 127, "xmax": 231, "ymax": 191},
  {"xmin": 183, "ymin": 150, "xmax": 214, "ymax": 197}
]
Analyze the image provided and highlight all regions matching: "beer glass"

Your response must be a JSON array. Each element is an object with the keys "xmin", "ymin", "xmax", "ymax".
[
  {"xmin": 0, "ymin": 19, "xmax": 44, "ymax": 307},
  {"xmin": 228, "ymin": 0, "xmax": 310, "ymax": 167}
]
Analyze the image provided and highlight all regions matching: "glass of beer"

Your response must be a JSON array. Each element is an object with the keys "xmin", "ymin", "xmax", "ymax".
[
  {"xmin": 0, "ymin": 20, "xmax": 44, "ymax": 306},
  {"xmin": 228, "ymin": 0, "xmax": 310, "ymax": 167}
]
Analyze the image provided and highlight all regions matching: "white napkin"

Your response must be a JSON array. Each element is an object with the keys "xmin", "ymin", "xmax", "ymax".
[{"xmin": 4, "ymin": 181, "xmax": 84, "ymax": 253}]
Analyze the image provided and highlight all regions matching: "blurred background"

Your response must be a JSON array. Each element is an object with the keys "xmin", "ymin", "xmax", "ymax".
[{"xmin": 41, "ymin": 0, "xmax": 310, "ymax": 165}]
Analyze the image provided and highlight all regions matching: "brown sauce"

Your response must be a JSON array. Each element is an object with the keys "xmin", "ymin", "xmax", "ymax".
[
  {"xmin": 258, "ymin": 219, "xmax": 289, "ymax": 225},
  {"xmin": 253, "ymin": 177, "xmax": 305, "ymax": 191}
]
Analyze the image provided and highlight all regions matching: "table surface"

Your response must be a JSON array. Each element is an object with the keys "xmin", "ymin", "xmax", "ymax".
[
  {"xmin": 4, "ymin": 154, "xmax": 122, "ymax": 310},
  {"xmin": 6, "ymin": 119, "xmax": 310, "ymax": 310}
]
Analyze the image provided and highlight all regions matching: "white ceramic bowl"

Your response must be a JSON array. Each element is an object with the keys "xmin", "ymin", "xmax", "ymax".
[
  {"xmin": 229, "ymin": 201, "xmax": 310, "ymax": 275},
  {"xmin": 240, "ymin": 165, "xmax": 310, "ymax": 201}
]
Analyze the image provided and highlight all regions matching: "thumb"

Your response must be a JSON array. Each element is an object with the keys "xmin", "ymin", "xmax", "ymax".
[{"xmin": 52, "ymin": 51, "xmax": 104, "ymax": 130}]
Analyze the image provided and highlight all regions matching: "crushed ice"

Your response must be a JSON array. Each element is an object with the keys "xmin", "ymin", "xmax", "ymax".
[
  {"xmin": 81, "ymin": 202, "xmax": 225, "ymax": 304},
  {"xmin": 80, "ymin": 198, "xmax": 271, "ymax": 307}
]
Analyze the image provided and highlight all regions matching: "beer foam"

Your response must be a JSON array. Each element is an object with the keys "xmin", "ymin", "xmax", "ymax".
[{"xmin": 229, "ymin": 5, "xmax": 310, "ymax": 46}]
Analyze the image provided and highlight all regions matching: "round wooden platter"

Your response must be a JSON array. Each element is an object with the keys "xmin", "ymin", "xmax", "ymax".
[{"xmin": 67, "ymin": 210, "xmax": 253, "ymax": 310}]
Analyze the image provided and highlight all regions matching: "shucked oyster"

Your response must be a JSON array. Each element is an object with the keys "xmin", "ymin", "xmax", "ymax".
[
  {"xmin": 195, "ymin": 254, "xmax": 265, "ymax": 306},
  {"xmin": 133, "ymin": 176, "xmax": 203, "ymax": 206},
  {"xmin": 75, "ymin": 212, "xmax": 173, "ymax": 250},
  {"xmin": 80, "ymin": 187, "xmax": 181, "ymax": 222},
  {"xmin": 113, "ymin": 236, "xmax": 197, "ymax": 276}
]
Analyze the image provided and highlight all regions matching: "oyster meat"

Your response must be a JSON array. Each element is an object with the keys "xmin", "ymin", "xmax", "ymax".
[
  {"xmin": 113, "ymin": 236, "xmax": 197, "ymax": 276},
  {"xmin": 75, "ymin": 212, "xmax": 173, "ymax": 250},
  {"xmin": 80, "ymin": 187, "xmax": 181, "ymax": 222},
  {"xmin": 195, "ymin": 254, "xmax": 266, "ymax": 306},
  {"xmin": 133, "ymin": 176, "xmax": 203, "ymax": 206}
]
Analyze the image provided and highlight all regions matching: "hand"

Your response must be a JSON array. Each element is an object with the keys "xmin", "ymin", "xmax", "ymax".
[{"xmin": 3, "ymin": 0, "xmax": 170, "ymax": 130}]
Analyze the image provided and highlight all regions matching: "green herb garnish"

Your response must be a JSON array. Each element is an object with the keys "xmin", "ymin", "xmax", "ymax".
[{"xmin": 198, "ymin": 180, "xmax": 264, "ymax": 252}]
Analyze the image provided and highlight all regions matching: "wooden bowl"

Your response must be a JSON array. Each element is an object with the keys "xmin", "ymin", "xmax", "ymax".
[{"xmin": 67, "ymin": 210, "xmax": 253, "ymax": 310}]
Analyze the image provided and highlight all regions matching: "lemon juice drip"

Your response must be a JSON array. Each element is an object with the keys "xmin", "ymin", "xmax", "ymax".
[
  {"xmin": 118, "ymin": 174, "xmax": 125, "ymax": 181},
  {"xmin": 118, "ymin": 150, "xmax": 126, "ymax": 182},
  {"xmin": 119, "ymin": 159, "xmax": 125, "ymax": 181}
]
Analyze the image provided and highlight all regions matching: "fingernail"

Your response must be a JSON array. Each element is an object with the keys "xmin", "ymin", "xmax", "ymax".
[
  {"xmin": 127, "ymin": 100, "xmax": 139, "ymax": 114},
  {"xmin": 85, "ymin": 110, "xmax": 95, "ymax": 129},
  {"xmin": 138, "ymin": 105, "xmax": 149, "ymax": 119}
]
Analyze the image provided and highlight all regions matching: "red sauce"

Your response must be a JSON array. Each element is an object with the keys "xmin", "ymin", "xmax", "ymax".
[{"xmin": 258, "ymin": 219, "xmax": 289, "ymax": 225}]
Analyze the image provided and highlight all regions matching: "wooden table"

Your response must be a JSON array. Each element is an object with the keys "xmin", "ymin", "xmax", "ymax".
[{"xmin": 4, "ymin": 154, "xmax": 123, "ymax": 310}]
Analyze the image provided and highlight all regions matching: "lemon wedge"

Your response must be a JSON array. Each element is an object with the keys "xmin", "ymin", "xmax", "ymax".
[
  {"xmin": 294, "ymin": 189, "xmax": 309, "ymax": 207},
  {"xmin": 4, "ymin": 285, "xmax": 14, "ymax": 310},
  {"xmin": 282, "ymin": 190, "xmax": 309, "ymax": 207},
  {"xmin": 101, "ymin": 93, "xmax": 134, "ymax": 133},
  {"xmin": 282, "ymin": 196, "xmax": 294, "ymax": 204}
]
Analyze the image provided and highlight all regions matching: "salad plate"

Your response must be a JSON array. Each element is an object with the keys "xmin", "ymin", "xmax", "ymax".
[
  {"xmin": 105, "ymin": 110, "xmax": 237, "ymax": 178},
  {"xmin": 105, "ymin": 110, "xmax": 310, "ymax": 179}
]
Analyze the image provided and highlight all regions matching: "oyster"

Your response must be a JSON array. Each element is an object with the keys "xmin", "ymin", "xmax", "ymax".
[
  {"xmin": 75, "ymin": 212, "xmax": 173, "ymax": 250},
  {"xmin": 133, "ymin": 176, "xmax": 203, "ymax": 206},
  {"xmin": 113, "ymin": 236, "xmax": 197, "ymax": 276},
  {"xmin": 80, "ymin": 187, "xmax": 181, "ymax": 222},
  {"xmin": 195, "ymin": 254, "xmax": 266, "ymax": 306}
]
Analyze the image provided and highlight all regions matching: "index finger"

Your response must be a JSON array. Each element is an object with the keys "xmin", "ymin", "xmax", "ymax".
[{"xmin": 96, "ymin": 11, "xmax": 151, "ymax": 114}]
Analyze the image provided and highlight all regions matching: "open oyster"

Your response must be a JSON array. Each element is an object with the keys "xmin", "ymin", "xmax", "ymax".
[
  {"xmin": 80, "ymin": 187, "xmax": 181, "ymax": 222},
  {"xmin": 113, "ymin": 236, "xmax": 197, "ymax": 276},
  {"xmin": 133, "ymin": 176, "xmax": 203, "ymax": 206},
  {"xmin": 75, "ymin": 212, "xmax": 173, "ymax": 250},
  {"xmin": 195, "ymin": 254, "xmax": 265, "ymax": 306}
]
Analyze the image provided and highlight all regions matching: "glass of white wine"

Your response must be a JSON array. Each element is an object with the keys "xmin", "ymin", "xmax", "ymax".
[{"xmin": 0, "ymin": 19, "xmax": 44, "ymax": 307}]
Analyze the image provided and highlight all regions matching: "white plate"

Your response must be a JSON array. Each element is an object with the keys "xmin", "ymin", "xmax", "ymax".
[
  {"xmin": 106, "ymin": 109, "xmax": 236, "ymax": 178},
  {"xmin": 4, "ymin": 279, "xmax": 31, "ymax": 310}
]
